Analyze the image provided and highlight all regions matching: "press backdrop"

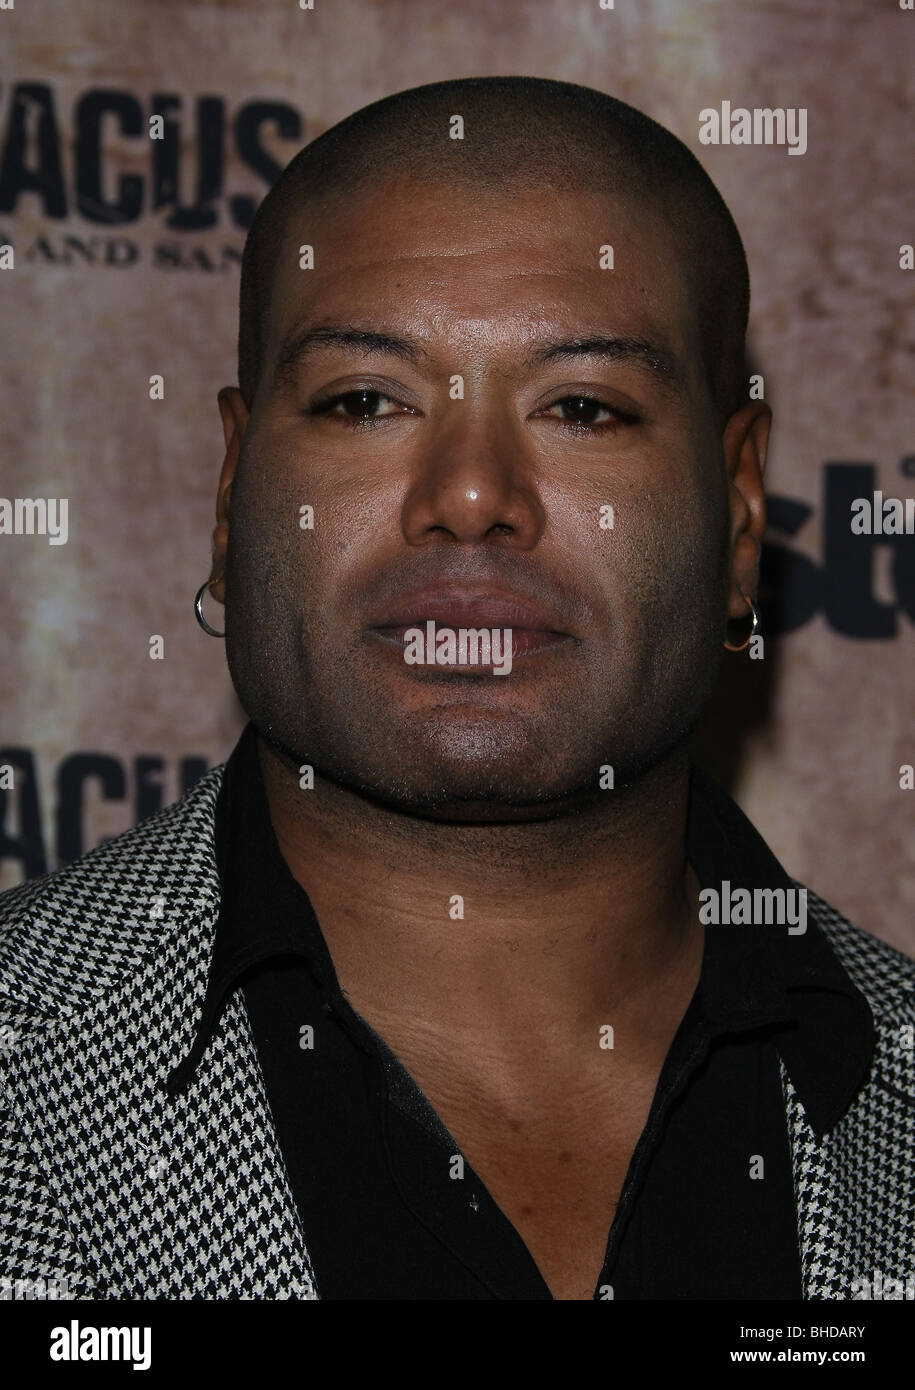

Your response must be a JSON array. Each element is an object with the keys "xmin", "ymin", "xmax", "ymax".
[{"xmin": 1, "ymin": 0, "xmax": 913, "ymax": 952}]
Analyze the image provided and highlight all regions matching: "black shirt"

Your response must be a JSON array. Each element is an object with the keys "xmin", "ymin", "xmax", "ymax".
[{"xmin": 168, "ymin": 722, "xmax": 875, "ymax": 1300}]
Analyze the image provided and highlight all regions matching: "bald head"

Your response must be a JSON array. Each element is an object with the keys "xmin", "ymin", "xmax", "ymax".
[{"xmin": 237, "ymin": 76, "xmax": 750, "ymax": 422}]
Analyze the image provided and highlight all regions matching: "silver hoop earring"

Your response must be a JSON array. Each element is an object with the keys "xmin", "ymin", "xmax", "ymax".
[
  {"xmin": 194, "ymin": 581, "xmax": 225, "ymax": 638},
  {"xmin": 723, "ymin": 593, "xmax": 760, "ymax": 652}
]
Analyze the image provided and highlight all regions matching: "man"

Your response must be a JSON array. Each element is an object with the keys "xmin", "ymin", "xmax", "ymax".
[{"xmin": 1, "ymin": 77, "xmax": 913, "ymax": 1302}]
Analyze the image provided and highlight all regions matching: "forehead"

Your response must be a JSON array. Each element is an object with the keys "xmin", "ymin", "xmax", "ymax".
[{"xmin": 262, "ymin": 177, "xmax": 703, "ymax": 380}]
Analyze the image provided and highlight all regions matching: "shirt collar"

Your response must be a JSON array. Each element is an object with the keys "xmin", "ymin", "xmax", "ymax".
[
  {"xmin": 167, "ymin": 724, "xmax": 874, "ymax": 1136},
  {"xmin": 165, "ymin": 721, "xmax": 335, "ymax": 1096},
  {"xmin": 685, "ymin": 765, "xmax": 875, "ymax": 1132}
]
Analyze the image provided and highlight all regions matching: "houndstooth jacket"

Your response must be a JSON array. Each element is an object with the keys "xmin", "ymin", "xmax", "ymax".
[{"xmin": 1, "ymin": 761, "xmax": 913, "ymax": 1300}]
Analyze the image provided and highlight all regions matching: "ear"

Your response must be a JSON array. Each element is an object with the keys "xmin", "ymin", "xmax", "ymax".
[
  {"xmin": 722, "ymin": 400, "xmax": 771, "ymax": 620},
  {"xmin": 207, "ymin": 387, "xmax": 249, "ymax": 604}
]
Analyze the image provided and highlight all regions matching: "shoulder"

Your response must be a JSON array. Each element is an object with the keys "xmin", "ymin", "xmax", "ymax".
[
  {"xmin": 0, "ymin": 762, "xmax": 227, "ymax": 1018},
  {"xmin": 802, "ymin": 883, "xmax": 915, "ymax": 1018}
]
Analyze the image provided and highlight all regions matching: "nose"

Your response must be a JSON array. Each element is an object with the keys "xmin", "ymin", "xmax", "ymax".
[{"xmin": 400, "ymin": 403, "xmax": 546, "ymax": 549}]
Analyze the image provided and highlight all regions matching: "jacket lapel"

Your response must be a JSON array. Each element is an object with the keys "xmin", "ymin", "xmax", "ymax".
[
  {"xmin": 1, "ymin": 764, "xmax": 318, "ymax": 1298},
  {"xmin": 786, "ymin": 901, "xmax": 915, "ymax": 1300}
]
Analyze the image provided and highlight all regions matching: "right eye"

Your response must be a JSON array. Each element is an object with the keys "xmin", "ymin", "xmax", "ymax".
[{"xmin": 309, "ymin": 389, "xmax": 413, "ymax": 428}]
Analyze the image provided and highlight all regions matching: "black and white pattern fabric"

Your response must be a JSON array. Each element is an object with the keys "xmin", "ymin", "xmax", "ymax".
[
  {"xmin": 782, "ymin": 889, "xmax": 915, "ymax": 1300},
  {"xmin": 0, "ymin": 764, "xmax": 316, "ymax": 1300},
  {"xmin": 1, "ymin": 764, "xmax": 913, "ymax": 1299}
]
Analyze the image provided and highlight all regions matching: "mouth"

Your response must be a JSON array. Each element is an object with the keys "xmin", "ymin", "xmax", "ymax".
[
  {"xmin": 364, "ymin": 588, "xmax": 577, "ymax": 672},
  {"xmin": 367, "ymin": 623, "xmax": 574, "ymax": 666}
]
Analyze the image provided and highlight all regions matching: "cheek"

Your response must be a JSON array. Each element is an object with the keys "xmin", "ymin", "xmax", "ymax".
[
  {"xmin": 229, "ymin": 431, "xmax": 333, "ymax": 591},
  {"xmin": 543, "ymin": 443, "xmax": 725, "ymax": 608},
  {"xmin": 240, "ymin": 419, "xmax": 409, "ymax": 563}
]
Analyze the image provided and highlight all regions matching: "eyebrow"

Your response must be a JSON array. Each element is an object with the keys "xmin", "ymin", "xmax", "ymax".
[
  {"xmin": 273, "ymin": 325, "xmax": 429, "ymax": 390},
  {"xmin": 527, "ymin": 334, "xmax": 682, "ymax": 391},
  {"xmin": 273, "ymin": 322, "xmax": 683, "ymax": 393}
]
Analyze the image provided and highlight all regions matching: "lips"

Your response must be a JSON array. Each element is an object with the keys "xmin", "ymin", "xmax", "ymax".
[
  {"xmin": 365, "ymin": 586, "xmax": 575, "ymax": 667},
  {"xmin": 366, "ymin": 587, "xmax": 571, "ymax": 636}
]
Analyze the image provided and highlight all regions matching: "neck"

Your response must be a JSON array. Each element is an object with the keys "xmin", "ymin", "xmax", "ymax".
[{"xmin": 256, "ymin": 738, "xmax": 704, "ymax": 1065}]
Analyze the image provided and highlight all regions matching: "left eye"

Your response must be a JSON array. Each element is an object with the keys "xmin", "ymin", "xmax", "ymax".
[
  {"xmin": 316, "ymin": 389, "xmax": 403, "ymax": 421},
  {"xmin": 542, "ymin": 396, "xmax": 619, "ymax": 426}
]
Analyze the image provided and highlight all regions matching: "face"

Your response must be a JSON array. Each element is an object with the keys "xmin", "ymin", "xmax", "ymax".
[{"xmin": 219, "ymin": 177, "xmax": 735, "ymax": 820}]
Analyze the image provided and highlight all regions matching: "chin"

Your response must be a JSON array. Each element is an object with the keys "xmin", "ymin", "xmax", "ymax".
[
  {"xmin": 397, "ymin": 795, "xmax": 587, "ymax": 825},
  {"xmin": 339, "ymin": 757, "xmax": 600, "ymax": 822}
]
